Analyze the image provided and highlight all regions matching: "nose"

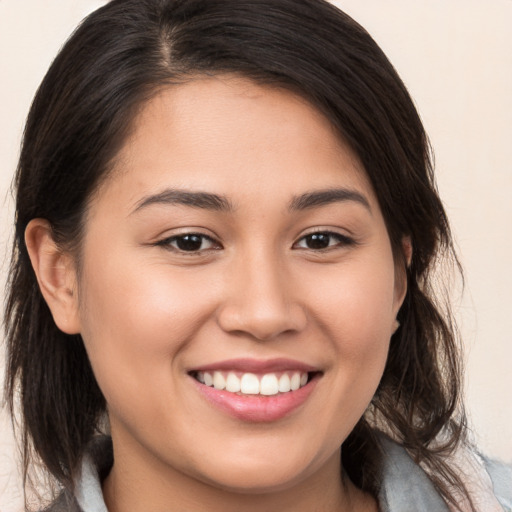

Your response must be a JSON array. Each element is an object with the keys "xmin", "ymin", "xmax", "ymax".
[{"xmin": 216, "ymin": 252, "xmax": 307, "ymax": 341}]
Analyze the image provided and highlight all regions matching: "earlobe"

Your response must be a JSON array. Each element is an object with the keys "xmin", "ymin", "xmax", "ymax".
[{"xmin": 25, "ymin": 219, "xmax": 81, "ymax": 335}]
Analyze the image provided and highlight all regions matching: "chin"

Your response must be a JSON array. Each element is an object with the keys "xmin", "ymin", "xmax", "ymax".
[{"xmin": 193, "ymin": 456, "xmax": 315, "ymax": 494}]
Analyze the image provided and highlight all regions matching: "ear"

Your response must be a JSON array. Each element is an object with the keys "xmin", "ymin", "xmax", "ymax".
[
  {"xmin": 392, "ymin": 236, "xmax": 412, "ymax": 316},
  {"xmin": 25, "ymin": 219, "xmax": 81, "ymax": 334},
  {"xmin": 402, "ymin": 236, "xmax": 413, "ymax": 268}
]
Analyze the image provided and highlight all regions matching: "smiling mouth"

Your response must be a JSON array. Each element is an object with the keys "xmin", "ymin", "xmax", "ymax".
[
  {"xmin": 191, "ymin": 370, "xmax": 314, "ymax": 396},
  {"xmin": 189, "ymin": 360, "xmax": 321, "ymax": 421}
]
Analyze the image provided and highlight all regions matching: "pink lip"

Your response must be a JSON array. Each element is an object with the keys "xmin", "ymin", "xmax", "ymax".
[
  {"xmin": 189, "ymin": 357, "xmax": 318, "ymax": 374},
  {"xmin": 189, "ymin": 359, "xmax": 321, "ymax": 423}
]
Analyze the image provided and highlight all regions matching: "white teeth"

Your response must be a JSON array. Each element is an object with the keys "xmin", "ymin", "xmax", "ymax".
[
  {"xmin": 260, "ymin": 374, "xmax": 279, "ymax": 395},
  {"xmin": 196, "ymin": 370, "xmax": 310, "ymax": 395},
  {"xmin": 213, "ymin": 371, "xmax": 226, "ymax": 390},
  {"xmin": 225, "ymin": 372, "xmax": 241, "ymax": 392},
  {"xmin": 290, "ymin": 372, "xmax": 301, "ymax": 391},
  {"xmin": 278, "ymin": 373, "xmax": 291, "ymax": 392},
  {"xmin": 241, "ymin": 373, "xmax": 260, "ymax": 394}
]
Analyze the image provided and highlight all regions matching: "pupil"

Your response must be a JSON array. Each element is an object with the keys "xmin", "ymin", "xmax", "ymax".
[
  {"xmin": 177, "ymin": 235, "xmax": 202, "ymax": 251},
  {"xmin": 307, "ymin": 233, "xmax": 330, "ymax": 249}
]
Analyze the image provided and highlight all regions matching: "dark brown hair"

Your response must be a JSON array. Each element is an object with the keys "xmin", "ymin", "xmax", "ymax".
[{"xmin": 5, "ymin": 0, "xmax": 471, "ymax": 508}]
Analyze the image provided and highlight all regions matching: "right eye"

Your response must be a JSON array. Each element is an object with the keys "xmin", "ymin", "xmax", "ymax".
[{"xmin": 156, "ymin": 233, "xmax": 221, "ymax": 253}]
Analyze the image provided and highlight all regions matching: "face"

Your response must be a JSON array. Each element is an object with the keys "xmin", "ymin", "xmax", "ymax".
[{"xmin": 71, "ymin": 77, "xmax": 405, "ymax": 495}]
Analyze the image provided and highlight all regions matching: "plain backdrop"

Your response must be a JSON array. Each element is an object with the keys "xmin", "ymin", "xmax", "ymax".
[{"xmin": 1, "ymin": 1, "xmax": 511, "ymax": 510}]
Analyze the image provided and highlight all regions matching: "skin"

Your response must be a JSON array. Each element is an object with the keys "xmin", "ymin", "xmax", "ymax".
[{"xmin": 27, "ymin": 76, "xmax": 408, "ymax": 511}]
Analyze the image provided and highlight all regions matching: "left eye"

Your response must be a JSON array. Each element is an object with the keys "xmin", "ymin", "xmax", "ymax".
[
  {"xmin": 294, "ymin": 232, "xmax": 353, "ymax": 250},
  {"xmin": 158, "ymin": 234, "xmax": 219, "ymax": 252}
]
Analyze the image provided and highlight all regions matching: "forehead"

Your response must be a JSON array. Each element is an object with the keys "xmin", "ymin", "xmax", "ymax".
[{"xmin": 94, "ymin": 75, "xmax": 376, "ymax": 214}]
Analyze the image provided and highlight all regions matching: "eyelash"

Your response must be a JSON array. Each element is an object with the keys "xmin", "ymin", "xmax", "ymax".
[{"xmin": 155, "ymin": 230, "xmax": 355, "ymax": 254}]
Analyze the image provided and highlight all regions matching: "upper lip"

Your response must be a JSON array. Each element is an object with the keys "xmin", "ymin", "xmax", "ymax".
[{"xmin": 188, "ymin": 358, "xmax": 319, "ymax": 374}]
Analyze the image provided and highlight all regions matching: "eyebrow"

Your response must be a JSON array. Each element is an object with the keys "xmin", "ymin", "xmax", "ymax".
[
  {"xmin": 288, "ymin": 188, "xmax": 371, "ymax": 213},
  {"xmin": 132, "ymin": 189, "xmax": 233, "ymax": 214},
  {"xmin": 131, "ymin": 186, "xmax": 371, "ymax": 215}
]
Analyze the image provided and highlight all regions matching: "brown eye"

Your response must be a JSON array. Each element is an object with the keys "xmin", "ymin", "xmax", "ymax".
[
  {"xmin": 304, "ymin": 233, "xmax": 331, "ymax": 249},
  {"xmin": 175, "ymin": 234, "xmax": 204, "ymax": 251},
  {"xmin": 158, "ymin": 233, "xmax": 219, "ymax": 252},
  {"xmin": 294, "ymin": 231, "xmax": 354, "ymax": 250}
]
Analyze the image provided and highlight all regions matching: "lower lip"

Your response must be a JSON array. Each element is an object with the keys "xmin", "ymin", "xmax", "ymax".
[{"xmin": 191, "ymin": 375, "xmax": 319, "ymax": 422}]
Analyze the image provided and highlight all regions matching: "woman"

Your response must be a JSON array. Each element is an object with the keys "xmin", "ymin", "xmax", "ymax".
[{"xmin": 4, "ymin": 0, "xmax": 511, "ymax": 510}]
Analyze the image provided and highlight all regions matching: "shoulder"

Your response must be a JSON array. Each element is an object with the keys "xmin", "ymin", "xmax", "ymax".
[
  {"xmin": 376, "ymin": 432, "xmax": 512, "ymax": 512},
  {"xmin": 481, "ymin": 455, "xmax": 512, "ymax": 511},
  {"xmin": 40, "ymin": 436, "xmax": 112, "ymax": 512},
  {"xmin": 376, "ymin": 434, "xmax": 450, "ymax": 511}
]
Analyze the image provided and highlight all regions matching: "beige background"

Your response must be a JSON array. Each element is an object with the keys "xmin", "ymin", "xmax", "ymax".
[{"xmin": 1, "ymin": 1, "xmax": 511, "ymax": 509}]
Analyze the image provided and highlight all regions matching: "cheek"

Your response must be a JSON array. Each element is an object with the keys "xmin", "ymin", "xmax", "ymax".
[
  {"xmin": 307, "ymin": 254, "xmax": 396, "ymax": 350},
  {"xmin": 80, "ymin": 253, "xmax": 212, "ymax": 345},
  {"xmin": 75, "ymin": 250, "xmax": 219, "ymax": 405},
  {"xmin": 303, "ymin": 254, "xmax": 395, "ymax": 417},
  {"xmin": 337, "ymin": 276, "xmax": 394, "ymax": 384}
]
